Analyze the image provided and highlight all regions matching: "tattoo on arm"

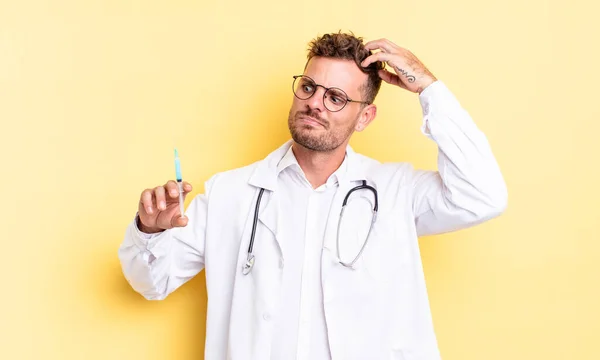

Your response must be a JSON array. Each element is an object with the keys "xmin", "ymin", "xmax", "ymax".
[{"xmin": 395, "ymin": 67, "xmax": 416, "ymax": 83}]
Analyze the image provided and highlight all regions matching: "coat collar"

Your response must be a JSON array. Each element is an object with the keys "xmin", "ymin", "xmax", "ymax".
[{"xmin": 247, "ymin": 139, "xmax": 368, "ymax": 191}]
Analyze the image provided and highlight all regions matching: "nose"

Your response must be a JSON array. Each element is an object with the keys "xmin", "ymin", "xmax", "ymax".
[{"xmin": 305, "ymin": 86, "xmax": 326, "ymax": 112}]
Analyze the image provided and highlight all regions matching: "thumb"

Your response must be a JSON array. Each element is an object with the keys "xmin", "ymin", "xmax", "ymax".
[{"xmin": 171, "ymin": 215, "xmax": 189, "ymax": 228}]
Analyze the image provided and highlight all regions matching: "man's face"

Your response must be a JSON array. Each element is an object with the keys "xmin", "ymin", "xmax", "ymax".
[{"xmin": 288, "ymin": 57, "xmax": 372, "ymax": 152}]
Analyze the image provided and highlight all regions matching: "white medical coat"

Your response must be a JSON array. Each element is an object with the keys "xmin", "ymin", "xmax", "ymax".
[{"xmin": 118, "ymin": 81, "xmax": 507, "ymax": 360}]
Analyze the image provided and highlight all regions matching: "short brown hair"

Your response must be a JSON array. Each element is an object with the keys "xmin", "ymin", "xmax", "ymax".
[{"xmin": 306, "ymin": 31, "xmax": 384, "ymax": 105}]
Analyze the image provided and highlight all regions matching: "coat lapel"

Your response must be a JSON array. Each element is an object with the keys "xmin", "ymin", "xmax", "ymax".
[
  {"xmin": 256, "ymin": 189, "xmax": 281, "ymax": 256},
  {"xmin": 246, "ymin": 140, "xmax": 293, "ymax": 259}
]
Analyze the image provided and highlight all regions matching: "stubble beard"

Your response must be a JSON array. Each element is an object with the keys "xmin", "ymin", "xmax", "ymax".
[{"xmin": 287, "ymin": 109, "xmax": 356, "ymax": 152}]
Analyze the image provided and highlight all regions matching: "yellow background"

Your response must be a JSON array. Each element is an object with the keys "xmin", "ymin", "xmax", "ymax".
[{"xmin": 1, "ymin": 0, "xmax": 598, "ymax": 359}]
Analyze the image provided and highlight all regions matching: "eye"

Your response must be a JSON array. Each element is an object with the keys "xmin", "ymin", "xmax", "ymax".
[
  {"xmin": 302, "ymin": 84, "xmax": 314, "ymax": 93},
  {"xmin": 328, "ymin": 90, "xmax": 346, "ymax": 104},
  {"xmin": 329, "ymin": 95, "xmax": 342, "ymax": 104}
]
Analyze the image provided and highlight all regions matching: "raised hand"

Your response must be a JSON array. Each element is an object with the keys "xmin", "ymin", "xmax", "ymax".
[
  {"xmin": 361, "ymin": 38, "xmax": 437, "ymax": 94},
  {"xmin": 138, "ymin": 180, "xmax": 193, "ymax": 233}
]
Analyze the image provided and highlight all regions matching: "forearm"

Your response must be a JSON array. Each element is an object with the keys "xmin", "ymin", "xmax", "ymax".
[
  {"xmin": 413, "ymin": 81, "xmax": 507, "ymax": 235},
  {"xmin": 118, "ymin": 217, "xmax": 176, "ymax": 300},
  {"xmin": 420, "ymin": 81, "xmax": 507, "ymax": 211}
]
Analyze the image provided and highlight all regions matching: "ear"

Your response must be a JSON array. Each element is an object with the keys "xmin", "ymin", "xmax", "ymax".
[{"xmin": 354, "ymin": 104, "xmax": 377, "ymax": 132}]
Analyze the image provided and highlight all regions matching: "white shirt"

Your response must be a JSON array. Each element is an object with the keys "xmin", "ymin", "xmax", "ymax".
[{"xmin": 271, "ymin": 146, "xmax": 347, "ymax": 360}]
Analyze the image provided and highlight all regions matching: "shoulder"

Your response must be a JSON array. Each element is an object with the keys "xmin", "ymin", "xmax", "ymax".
[
  {"xmin": 353, "ymin": 151, "xmax": 419, "ymax": 179},
  {"xmin": 204, "ymin": 161, "xmax": 260, "ymax": 194},
  {"xmin": 350, "ymin": 151, "xmax": 436, "ymax": 197}
]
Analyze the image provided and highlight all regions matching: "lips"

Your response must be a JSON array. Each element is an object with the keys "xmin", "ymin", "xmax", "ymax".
[{"xmin": 297, "ymin": 114, "xmax": 326, "ymax": 128}]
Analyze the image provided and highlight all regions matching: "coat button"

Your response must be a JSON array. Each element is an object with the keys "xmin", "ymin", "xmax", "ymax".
[{"xmin": 263, "ymin": 313, "xmax": 271, "ymax": 321}]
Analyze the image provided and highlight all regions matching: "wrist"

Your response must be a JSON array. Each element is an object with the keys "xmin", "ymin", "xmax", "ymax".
[
  {"xmin": 136, "ymin": 215, "xmax": 164, "ymax": 234},
  {"xmin": 417, "ymin": 76, "xmax": 437, "ymax": 94}
]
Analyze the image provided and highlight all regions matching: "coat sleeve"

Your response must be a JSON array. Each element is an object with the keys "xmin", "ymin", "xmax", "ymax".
[
  {"xmin": 411, "ymin": 80, "xmax": 508, "ymax": 236},
  {"xmin": 117, "ymin": 176, "xmax": 216, "ymax": 300}
]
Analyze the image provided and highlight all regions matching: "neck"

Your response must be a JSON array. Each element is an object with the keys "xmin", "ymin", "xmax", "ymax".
[{"xmin": 291, "ymin": 141, "xmax": 347, "ymax": 188}]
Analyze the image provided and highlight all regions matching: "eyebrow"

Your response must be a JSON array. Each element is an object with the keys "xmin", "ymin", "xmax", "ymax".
[{"xmin": 305, "ymin": 76, "xmax": 348, "ymax": 92}]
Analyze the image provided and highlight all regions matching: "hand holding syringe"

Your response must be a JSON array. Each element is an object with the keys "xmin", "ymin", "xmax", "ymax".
[{"xmin": 136, "ymin": 148, "xmax": 193, "ymax": 234}]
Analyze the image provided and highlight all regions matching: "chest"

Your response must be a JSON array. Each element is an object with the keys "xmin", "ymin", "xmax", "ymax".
[{"xmin": 207, "ymin": 179, "xmax": 416, "ymax": 282}]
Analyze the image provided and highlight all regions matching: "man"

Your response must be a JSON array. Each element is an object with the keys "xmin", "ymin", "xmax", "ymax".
[{"xmin": 118, "ymin": 32, "xmax": 507, "ymax": 360}]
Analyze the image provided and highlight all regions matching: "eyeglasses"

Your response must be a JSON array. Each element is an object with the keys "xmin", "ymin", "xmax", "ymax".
[{"xmin": 292, "ymin": 75, "xmax": 370, "ymax": 112}]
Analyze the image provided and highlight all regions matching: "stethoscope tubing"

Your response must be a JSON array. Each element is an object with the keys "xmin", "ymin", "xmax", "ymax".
[{"xmin": 242, "ymin": 181, "xmax": 377, "ymax": 275}]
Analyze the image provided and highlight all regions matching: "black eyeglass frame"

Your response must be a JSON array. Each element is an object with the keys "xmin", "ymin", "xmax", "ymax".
[{"xmin": 292, "ymin": 75, "xmax": 371, "ymax": 112}]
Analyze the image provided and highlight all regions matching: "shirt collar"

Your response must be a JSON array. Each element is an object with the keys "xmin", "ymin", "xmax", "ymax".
[
  {"xmin": 248, "ymin": 139, "xmax": 366, "ymax": 192},
  {"xmin": 276, "ymin": 144, "xmax": 348, "ymax": 188}
]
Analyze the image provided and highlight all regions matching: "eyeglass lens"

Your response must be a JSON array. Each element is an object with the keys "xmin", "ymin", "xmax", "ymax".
[{"xmin": 293, "ymin": 76, "xmax": 349, "ymax": 112}]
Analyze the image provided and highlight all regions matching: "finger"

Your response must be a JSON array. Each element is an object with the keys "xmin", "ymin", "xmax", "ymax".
[
  {"xmin": 140, "ymin": 189, "xmax": 155, "ymax": 214},
  {"xmin": 364, "ymin": 39, "xmax": 396, "ymax": 53},
  {"xmin": 378, "ymin": 69, "xmax": 408, "ymax": 89},
  {"xmin": 378, "ymin": 69, "xmax": 399, "ymax": 85},
  {"xmin": 182, "ymin": 181, "xmax": 193, "ymax": 193},
  {"xmin": 165, "ymin": 180, "xmax": 179, "ymax": 199},
  {"xmin": 154, "ymin": 186, "xmax": 167, "ymax": 211},
  {"xmin": 171, "ymin": 215, "xmax": 189, "ymax": 228},
  {"xmin": 361, "ymin": 51, "xmax": 393, "ymax": 68}
]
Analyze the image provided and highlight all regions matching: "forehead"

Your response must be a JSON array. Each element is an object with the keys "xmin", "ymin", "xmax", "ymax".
[{"xmin": 303, "ymin": 57, "xmax": 367, "ymax": 97}]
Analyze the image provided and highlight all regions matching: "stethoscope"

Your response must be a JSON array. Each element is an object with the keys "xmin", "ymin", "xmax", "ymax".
[{"xmin": 242, "ymin": 180, "xmax": 378, "ymax": 275}]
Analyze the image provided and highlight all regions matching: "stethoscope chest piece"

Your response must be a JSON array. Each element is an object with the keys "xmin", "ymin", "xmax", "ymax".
[{"xmin": 242, "ymin": 254, "xmax": 255, "ymax": 275}]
